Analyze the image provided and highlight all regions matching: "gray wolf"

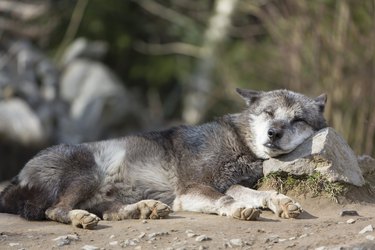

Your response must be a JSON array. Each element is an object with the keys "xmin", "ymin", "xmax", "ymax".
[{"xmin": 0, "ymin": 88, "xmax": 327, "ymax": 229}]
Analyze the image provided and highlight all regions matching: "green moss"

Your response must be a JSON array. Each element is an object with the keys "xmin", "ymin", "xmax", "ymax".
[{"xmin": 258, "ymin": 172, "xmax": 347, "ymax": 202}]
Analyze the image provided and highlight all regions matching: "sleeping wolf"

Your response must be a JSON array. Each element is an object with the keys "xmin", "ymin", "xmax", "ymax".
[{"xmin": 0, "ymin": 88, "xmax": 327, "ymax": 229}]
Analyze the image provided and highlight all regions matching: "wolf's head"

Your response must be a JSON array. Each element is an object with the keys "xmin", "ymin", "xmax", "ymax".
[{"xmin": 237, "ymin": 88, "xmax": 327, "ymax": 159}]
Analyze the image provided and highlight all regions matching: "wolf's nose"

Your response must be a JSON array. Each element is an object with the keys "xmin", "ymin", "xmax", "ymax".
[{"xmin": 267, "ymin": 128, "xmax": 283, "ymax": 140}]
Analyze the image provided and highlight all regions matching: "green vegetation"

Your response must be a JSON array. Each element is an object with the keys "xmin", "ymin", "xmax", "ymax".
[{"xmin": 258, "ymin": 172, "xmax": 348, "ymax": 202}]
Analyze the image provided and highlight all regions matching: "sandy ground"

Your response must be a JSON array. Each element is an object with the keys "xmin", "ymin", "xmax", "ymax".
[{"xmin": 1, "ymin": 194, "xmax": 375, "ymax": 250}]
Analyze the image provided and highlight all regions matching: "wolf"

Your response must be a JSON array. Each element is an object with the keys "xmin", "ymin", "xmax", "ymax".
[{"xmin": 0, "ymin": 88, "xmax": 327, "ymax": 229}]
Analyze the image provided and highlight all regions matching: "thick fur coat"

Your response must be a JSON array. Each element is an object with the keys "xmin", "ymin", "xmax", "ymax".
[{"xmin": 0, "ymin": 89, "xmax": 327, "ymax": 229}]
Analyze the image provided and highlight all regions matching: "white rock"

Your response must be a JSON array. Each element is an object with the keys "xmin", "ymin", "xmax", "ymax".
[
  {"xmin": 138, "ymin": 232, "xmax": 146, "ymax": 239},
  {"xmin": 0, "ymin": 98, "xmax": 45, "ymax": 145},
  {"xmin": 8, "ymin": 243, "xmax": 20, "ymax": 247},
  {"xmin": 195, "ymin": 235, "xmax": 211, "ymax": 242},
  {"xmin": 359, "ymin": 225, "xmax": 374, "ymax": 234},
  {"xmin": 229, "ymin": 238, "xmax": 244, "ymax": 247},
  {"xmin": 263, "ymin": 128, "xmax": 365, "ymax": 186},
  {"xmin": 365, "ymin": 235, "xmax": 375, "ymax": 241},
  {"xmin": 187, "ymin": 233, "xmax": 197, "ymax": 238},
  {"xmin": 59, "ymin": 59, "xmax": 133, "ymax": 143},
  {"xmin": 81, "ymin": 245, "xmax": 99, "ymax": 250},
  {"xmin": 346, "ymin": 219, "xmax": 356, "ymax": 224},
  {"xmin": 109, "ymin": 241, "xmax": 118, "ymax": 246}
]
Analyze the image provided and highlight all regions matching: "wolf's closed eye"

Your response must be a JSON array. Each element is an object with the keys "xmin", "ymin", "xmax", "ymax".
[
  {"xmin": 263, "ymin": 110, "xmax": 274, "ymax": 117},
  {"xmin": 291, "ymin": 117, "xmax": 306, "ymax": 124}
]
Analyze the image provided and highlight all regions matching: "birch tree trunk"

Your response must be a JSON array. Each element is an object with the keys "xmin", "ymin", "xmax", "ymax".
[{"xmin": 182, "ymin": 0, "xmax": 238, "ymax": 124}]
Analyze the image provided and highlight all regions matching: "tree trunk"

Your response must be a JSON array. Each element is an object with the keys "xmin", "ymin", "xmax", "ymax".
[{"xmin": 182, "ymin": 0, "xmax": 238, "ymax": 124}]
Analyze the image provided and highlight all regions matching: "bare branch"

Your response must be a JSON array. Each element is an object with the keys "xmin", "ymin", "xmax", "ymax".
[
  {"xmin": 55, "ymin": 0, "xmax": 89, "ymax": 60},
  {"xmin": 134, "ymin": 41, "xmax": 202, "ymax": 58},
  {"xmin": 133, "ymin": 0, "xmax": 197, "ymax": 27}
]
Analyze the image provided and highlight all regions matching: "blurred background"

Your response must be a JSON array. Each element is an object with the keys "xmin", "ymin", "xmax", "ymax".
[{"xmin": 0, "ymin": 0, "xmax": 374, "ymax": 180}]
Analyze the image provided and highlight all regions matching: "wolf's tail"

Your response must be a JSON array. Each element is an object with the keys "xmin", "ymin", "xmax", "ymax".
[{"xmin": 0, "ymin": 177, "xmax": 49, "ymax": 220}]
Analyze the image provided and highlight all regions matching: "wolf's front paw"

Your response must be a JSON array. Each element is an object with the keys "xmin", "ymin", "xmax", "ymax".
[
  {"xmin": 69, "ymin": 209, "xmax": 100, "ymax": 229},
  {"xmin": 268, "ymin": 193, "xmax": 302, "ymax": 219},
  {"xmin": 137, "ymin": 200, "xmax": 172, "ymax": 219},
  {"xmin": 232, "ymin": 207, "xmax": 261, "ymax": 221}
]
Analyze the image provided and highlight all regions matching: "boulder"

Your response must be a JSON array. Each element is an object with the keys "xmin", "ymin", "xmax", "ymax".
[
  {"xmin": 0, "ymin": 98, "xmax": 45, "ymax": 145},
  {"xmin": 59, "ymin": 59, "xmax": 133, "ymax": 143},
  {"xmin": 263, "ymin": 128, "xmax": 365, "ymax": 187}
]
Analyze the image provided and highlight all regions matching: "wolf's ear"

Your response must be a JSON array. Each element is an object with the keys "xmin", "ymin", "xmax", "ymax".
[
  {"xmin": 314, "ymin": 93, "xmax": 327, "ymax": 112},
  {"xmin": 236, "ymin": 88, "xmax": 262, "ymax": 106}
]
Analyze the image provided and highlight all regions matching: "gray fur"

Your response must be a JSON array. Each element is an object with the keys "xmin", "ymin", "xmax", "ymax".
[{"xmin": 0, "ymin": 89, "xmax": 327, "ymax": 226}]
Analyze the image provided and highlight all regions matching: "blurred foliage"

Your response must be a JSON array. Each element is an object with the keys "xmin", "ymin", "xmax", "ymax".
[{"xmin": 8, "ymin": 0, "xmax": 375, "ymax": 155}]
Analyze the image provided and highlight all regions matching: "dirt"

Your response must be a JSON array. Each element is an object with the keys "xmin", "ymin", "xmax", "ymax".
[{"xmin": 1, "ymin": 189, "xmax": 375, "ymax": 250}]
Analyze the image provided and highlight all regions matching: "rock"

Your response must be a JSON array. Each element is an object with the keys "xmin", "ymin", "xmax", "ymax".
[
  {"xmin": 339, "ymin": 210, "xmax": 359, "ymax": 216},
  {"xmin": 357, "ymin": 155, "xmax": 375, "ymax": 176},
  {"xmin": 8, "ymin": 243, "xmax": 20, "ymax": 247},
  {"xmin": 0, "ymin": 98, "xmax": 45, "ymax": 145},
  {"xmin": 61, "ymin": 38, "xmax": 108, "ymax": 66},
  {"xmin": 195, "ymin": 235, "xmax": 211, "ymax": 242},
  {"xmin": 109, "ymin": 241, "xmax": 118, "ymax": 246},
  {"xmin": 59, "ymin": 59, "xmax": 135, "ymax": 143},
  {"xmin": 52, "ymin": 234, "xmax": 79, "ymax": 247},
  {"xmin": 138, "ymin": 232, "xmax": 146, "ymax": 239},
  {"xmin": 187, "ymin": 233, "xmax": 197, "ymax": 238},
  {"xmin": 263, "ymin": 128, "xmax": 365, "ymax": 186},
  {"xmin": 229, "ymin": 238, "xmax": 244, "ymax": 247},
  {"xmin": 346, "ymin": 219, "xmax": 356, "ymax": 224},
  {"xmin": 365, "ymin": 235, "xmax": 375, "ymax": 241},
  {"xmin": 121, "ymin": 239, "xmax": 139, "ymax": 247},
  {"xmin": 81, "ymin": 245, "xmax": 99, "ymax": 250},
  {"xmin": 359, "ymin": 225, "xmax": 373, "ymax": 234},
  {"xmin": 265, "ymin": 235, "xmax": 279, "ymax": 243},
  {"xmin": 148, "ymin": 231, "xmax": 169, "ymax": 239}
]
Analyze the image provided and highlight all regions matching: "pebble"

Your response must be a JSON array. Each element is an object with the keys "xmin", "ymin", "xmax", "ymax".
[
  {"xmin": 121, "ymin": 239, "xmax": 139, "ymax": 247},
  {"xmin": 359, "ymin": 225, "xmax": 373, "ymax": 234},
  {"xmin": 185, "ymin": 229, "xmax": 194, "ymax": 234},
  {"xmin": 9, "ymin": 243, "xmax": 20, "ymax": 247},
  {"xmin": 109, "ymin": 241, "xmax": 118, "ymax": 246},
  {"xmin": 229, "ymin": 238, "xmax": 244, "ymax": 247},
  {"xmin": 109, "ymin": 234, "xmax": 115, "ymax": 239},
  {"xmin": 299, "ymin": 234, "xmax": 308, "ymax": 239},
  {"xmin": 346, "ymin": 219, "xmax": 356, "ymax": 224},
  {"xmin": 187, "ymin": 233, "xmax": 197, "ymax": 238},
  {"xmin": 265, "ymin": 235, "xmax": 279, "ymax": 243},
  {"xmin": 148, "ymin": 231, "xmax": 169, "ymax": 239},
  {"xmin": 138, "ymin": 232, "xmax": 146, "ymax": 239},
  {"xmin": 195, "ymin": 235, "xmax": 211, "ymax": 242},
  {"xmin": 365, "ymin": 235, "xmax": 375, "ymax": 241},
  {"xmin": 81, "ymin": 245, "xmax": 99, "ymax": 250},
  {"xmin": 142, "ymin": 220, "xmax": 148, "ymax": 224},
  {"xmin": 52, "ymin": 234, "xmax": 79, "ymax": 247}
]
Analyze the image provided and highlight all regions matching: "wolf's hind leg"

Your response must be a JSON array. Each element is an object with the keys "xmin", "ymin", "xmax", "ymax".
[
  {"xmin": 102, "ymin": 200, "xmax": 172, "ymax": 221},
  {"xmin": 45, "ymin": 178, "xmax": 101, "ymax": 229},
  {"xmin": 225, "ymin": 185, "xmax": 302, "ymax": 218},
  {"xmin": 173, "ymin": 184, "xmax": 260, "ymax": 221}
]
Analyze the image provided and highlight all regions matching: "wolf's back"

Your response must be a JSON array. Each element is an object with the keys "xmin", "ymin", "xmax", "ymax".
[{"xmin": 0, "ymin": 177, "xmax": 49, "ymax": 220}]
